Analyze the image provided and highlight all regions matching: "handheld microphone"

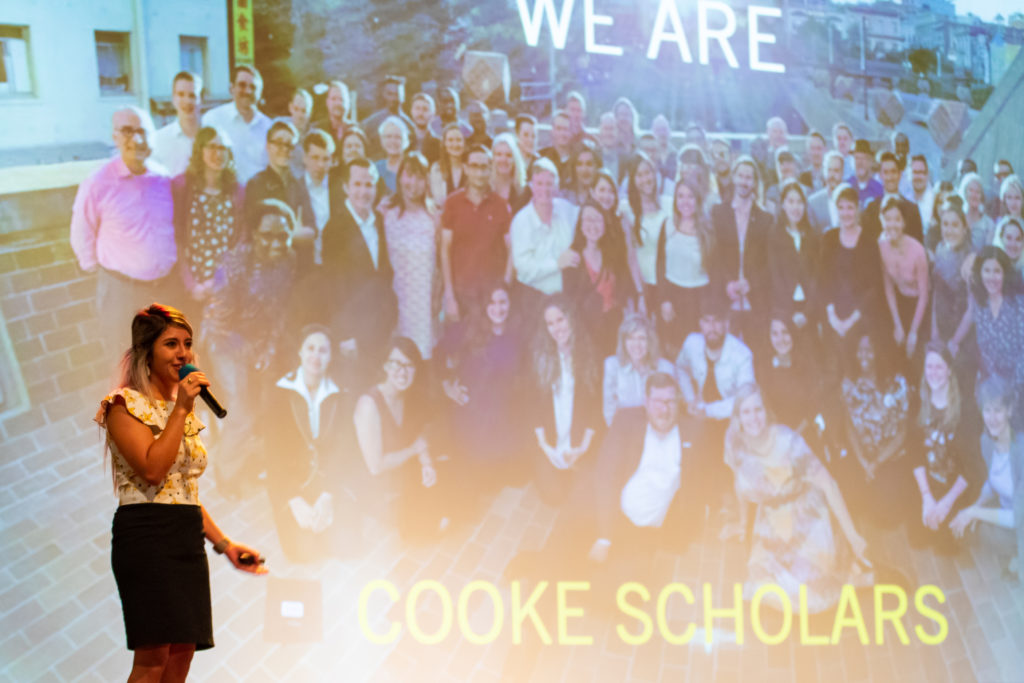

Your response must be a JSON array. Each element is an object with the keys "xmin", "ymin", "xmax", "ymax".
[{"xmin": 178, "ymin": 363, "xmax": 228, "ymax": 419}]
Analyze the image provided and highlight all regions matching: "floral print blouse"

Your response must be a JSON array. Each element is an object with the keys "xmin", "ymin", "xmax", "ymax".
[{"xmin": 97, "ymin": 388, "xmax": 207, "ymax": 506}]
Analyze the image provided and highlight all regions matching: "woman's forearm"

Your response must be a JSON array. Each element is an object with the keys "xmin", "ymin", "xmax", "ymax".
[
  {"xmin": 939, "ymin": 475, "xmax": 969, "ymax": 509},
  {"xmin": 970, "ymin": 506, "xmax": 1015, "ymax": 528},
  {"xmin": 201, "ymin": 504, "xmax": 227, "ymax": 546},
  {"xmin": 952, "ymin": 305, "xmax": 973, "ymax": 345}
]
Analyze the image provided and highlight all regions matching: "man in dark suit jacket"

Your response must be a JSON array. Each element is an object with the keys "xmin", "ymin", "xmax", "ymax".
[
  {"xmin": 506, "ymin": 373, "xmax": 708, "ymax": 588},
  {"xmin": 709, "ymin": 157, "xmax": 774, "ymax": 349},
  {"xmin": 862, "ymin": 151, "xmax": 924, "ymax": 243},
  {"xmin": 320, "ymin": 158, "xmax": 397, "ymax": 388}
]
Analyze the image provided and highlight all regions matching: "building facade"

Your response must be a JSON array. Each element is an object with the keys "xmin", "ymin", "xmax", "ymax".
[{"xmin": 0, "ymin": 0, "xmax": 229, "ymax": 164}]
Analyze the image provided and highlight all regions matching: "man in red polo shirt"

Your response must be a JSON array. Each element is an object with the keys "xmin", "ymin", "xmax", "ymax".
[{"xmin": 440, "ymin": 144, "xmax": 512, "ymax": 321}]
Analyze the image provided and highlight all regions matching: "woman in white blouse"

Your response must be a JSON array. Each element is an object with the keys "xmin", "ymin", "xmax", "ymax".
[
  {"xmin": 620, "ymin": 152, "xmax": 672, "ymax": 300},
  {"xmin": 602, "ymin": 313, "xmax": 676, "ymax": 426},
  {"xmin": 656, "ymin": 178, "xmax": 715, "ymax": 352}
]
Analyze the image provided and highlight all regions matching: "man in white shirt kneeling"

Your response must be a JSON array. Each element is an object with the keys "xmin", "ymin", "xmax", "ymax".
[{"xmin": 505, "ymin": 372, "xmax": 709, "ymax": 608}]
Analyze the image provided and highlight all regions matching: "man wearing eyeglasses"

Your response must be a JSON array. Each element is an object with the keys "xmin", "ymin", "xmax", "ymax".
[
  {"xmin": 243, "ymin": 120, "xmax": 314, "ymax": 237},
  {"xmin": 202, "ymin": 65, "xmax": 271, "ymax": 182},
  {"xmin": 70, "ymin": 106, "xmax": 177, "ymax": 359}
]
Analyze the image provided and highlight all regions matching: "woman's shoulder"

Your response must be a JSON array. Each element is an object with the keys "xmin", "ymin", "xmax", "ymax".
[{"xmin": 96, "ymin": 387, "xmax": 162, "ymax": 428}]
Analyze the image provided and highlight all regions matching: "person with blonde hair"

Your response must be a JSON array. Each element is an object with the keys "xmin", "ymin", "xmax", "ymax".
[
  {"xmin": 98, "ymin": 303, "xmax": 265, "ymax": 682},
  {"xmin": 959, "ymin": 171, "xmax": 995, "ymax": 250},
  {"xmin": 602, "ymin": 313, "xmax": 676, "ymax": 425},
  {"xmin": 490, "ymin": 132, "xmax": 529, "ymax": 212},
  {"xmin": 724, "ymin": 383, "xmax": 871, "ymax": 614}
]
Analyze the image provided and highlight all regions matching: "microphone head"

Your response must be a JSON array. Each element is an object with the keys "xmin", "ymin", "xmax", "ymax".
[{"xmin": 178, "ymin": 363, "xmax": 200, "ymax": 381}]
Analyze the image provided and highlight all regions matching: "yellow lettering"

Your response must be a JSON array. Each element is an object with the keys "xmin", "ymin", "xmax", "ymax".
[
  {"xmin": 830, "ymin": 585, "xmax": 869, "ymax": 645},
  {"xmin": 556, "ymin": 581, "xmax": 592, "ymax": 645},
  {"xmin": 358, "ymin": 580, "xmax": 401, "ymax": 644},
  {"xmin": 512, "ymin": 581, "xmax": 552, "ymax": 645},
  {"xmin": 457, "ymin": 580, "xmax": 504, "ymax": 645},
  {"xmin": 703, "ymin": 582, "xmax": 744, "ymax": 645},
  {"xmin": 616, "ymin": 582, "xmax": 653, "ymax": 645},
  {"xmin": 799, "ymin": 585, "xmax": 829, "ymax": 645},
  {"xmin": 406, "ymin": 580, "xmax": 453, "ymax": 645},
  {"xmin": 873, "ymin": 584, "xmax": 910, "ymax": 645},
  {"xmin": 657, "ymin": 583, "xmax": 696, "ymax": 645},
  {"xmin": 750, "ymin": 584, "xmax": 791, "ymax": 645},
  {"xmin": 914, "ymin": 585, "xmax": 948, "ymax": 645}
]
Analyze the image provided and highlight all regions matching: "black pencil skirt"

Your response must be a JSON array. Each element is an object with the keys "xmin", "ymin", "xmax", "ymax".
[{"xmin": 111, "ymin": 503, "xmax": 214, "ymax": 650}]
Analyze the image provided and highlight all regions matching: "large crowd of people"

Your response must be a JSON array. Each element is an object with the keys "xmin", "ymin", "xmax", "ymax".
[{"xmin": 75, "ymin": 64, "xmax": 1024, "ymax": 627}]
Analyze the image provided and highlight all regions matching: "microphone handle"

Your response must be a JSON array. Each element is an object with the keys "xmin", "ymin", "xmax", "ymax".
[{"xmin": 198, "ymin": 386, "xmax": 228, "ymax": 419}]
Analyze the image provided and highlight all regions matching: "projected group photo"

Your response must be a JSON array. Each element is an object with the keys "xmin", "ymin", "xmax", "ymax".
[{"xmin": 1, "ymin": 0, "xmax": 1023, "ymax": 681}]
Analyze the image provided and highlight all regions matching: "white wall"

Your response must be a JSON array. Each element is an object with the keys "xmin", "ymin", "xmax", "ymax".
[{"xmin": 0, "ymin": 0, "xmax": 228, "ymax": 152}]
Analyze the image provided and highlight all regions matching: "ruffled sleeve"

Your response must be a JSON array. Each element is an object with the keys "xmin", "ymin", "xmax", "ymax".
[
  {"xmin": 95, "ymin": 387, "xmax": 205, "ymax": 435},
  {"xmin": 96, "ymin": 387, "xmax": 164, "ymax": 430}
]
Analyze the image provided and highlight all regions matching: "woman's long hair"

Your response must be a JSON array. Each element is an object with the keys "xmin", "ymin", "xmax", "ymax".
[
  {"xmin": 439, "ymin": 122, "xmax": 465, "ymax": 190},
  {"xmin": 1000, "ymin": 174, "xmax": 1024, "ymax": 220},
  {"xmin": 117, "ymin": 303, "xmax": 194, "ymax": 403},
  {"xmin": 970, "ymin": 244, "xmax": 1021, "ymax": 306},
  {"xmin": 184, "ymin": 126, "xmax": 237, "ymax": 194},
  {"xmin": 626, "ymin": 152, "xmax": 660, "ymax": 246},
  {"xmin": 531, "ymin": 294, "xmax": 597, "ymax": 393},
  {"xmin": 671, "ymin": 177, "xmax": 715, "ymax": 269},
  {"xmin": 491, "ymin": 132, "xmax": 526, "ymax": 194},
  {"xmin": 918, "ymin": 341, "xmax": 961, "ymax": 432},
  {"xmin": 385, "ymin": 150, "xmax": 431, "ymax": 217},
  {"xmin": 461, "ymin": 281, "xmax": 518, "ymax": 359},
  {"xmin": 676, "ymin": 144, "xmax": 718, "ymax": 208},
  {"xmin": 776, "ymin": 180, "xmax": 813, "ymax": 235},
  {"xmin": 570, "ymin": 199, "xmax": 629, "ymax": 283}
]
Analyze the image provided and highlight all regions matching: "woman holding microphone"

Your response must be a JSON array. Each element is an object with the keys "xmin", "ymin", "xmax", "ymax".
[{"xmin": 97, "ymin": 303, "xmax": 265, "ymax": 682}]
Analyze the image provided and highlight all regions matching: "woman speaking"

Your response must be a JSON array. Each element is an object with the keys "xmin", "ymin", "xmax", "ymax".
[{"xmin": 97, "ymin": 303, "xmax": 265, "ymax": 682}]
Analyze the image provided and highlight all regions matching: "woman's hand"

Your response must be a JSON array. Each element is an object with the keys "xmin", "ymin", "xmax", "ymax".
[
  {"xmin": 421, "ymin": 462, "xmax": 437, "ymax": 488},
  {"xmin": 893, "ymin": 323, "xmax": 905, "ymax": 346},
  {"xmin": 906, "ymin": 330, "xmax": 918, "ymax": 357},
  {"xmin": 174, "ymin": 371, "xmax": 208, "ymax": 414},
  {"xmin": 442, "ymin": 379, "xmax": 469, "ymax": 405},
  {"xmin": 947, "ymin": 338, "xmax": 959, "ymax": 358},
  {"xmin": 661, "ymin": 301, "xmax": 675, "ymax": 322},
  {"xmin": 558, "ymin": 249, "xmax": 581, "ymax": 269},
  {"xmin": 793, "ymin": 312, "xmax": 807, "ymax": 328},
  {"xmin": 929, "ymin": 496, "xmax": 956, "ymax": 528},
  {"xmin": 949, "ymin": 507, "xmax": 976, "ymax": 538},
  {"xmin": 224, "ymin": 541, "xmax": 268, "ymax": 574},
  {"xmin": 725, "ymin": 280, "xmax": 742, "ymax": 303},
  {"xmin": 443, "ymin": 291, "xmax": 460, "ymax": 321},
  {"xmin": 719, "ymin": 521, "xmax": 745, "ymax": 542}
]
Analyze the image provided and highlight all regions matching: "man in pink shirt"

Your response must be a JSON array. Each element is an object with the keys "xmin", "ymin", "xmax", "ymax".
[{"xmin": 70, "ymin": 106, "xmax": 177, "ymax": 356}]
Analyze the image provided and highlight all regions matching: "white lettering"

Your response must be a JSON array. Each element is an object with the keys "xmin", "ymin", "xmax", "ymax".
[
  {"xmin": 646, "ymin": 0, "xmax": 693, "ymax": 62},
  {"xmin": 584, "ymin": 0, "xmax": 623, "ymax": 56},
  {"xmin": 749, "ymin": 5, "xmax": 785, "ymax": 73},
  {"xmin": 516, "ymin": 0, "xmax": 576, "ymax": 49},
  {"xmin": 698, "ymin": 0, "xmax": 739, "ymax": 68}
]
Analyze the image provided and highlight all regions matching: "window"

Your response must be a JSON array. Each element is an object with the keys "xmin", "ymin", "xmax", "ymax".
[
  {"xmin": 0, "ymin": 25, "xmax": 33, "ymax": 96},
  {"xmin": 95, "ymin": 30, "xmax": 132, "ymax": 95},
  {"xmin": 179, "ymin": 35, "xmax": 207, "ymax": 85}
]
